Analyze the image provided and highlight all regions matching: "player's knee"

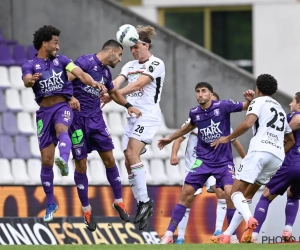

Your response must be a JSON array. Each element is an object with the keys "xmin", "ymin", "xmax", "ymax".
[
  {"xmin": 75, "ymin": 159, "xmax": 87, "ymax": 173},
  {"xmin": 55, "ymin": 124, "xmax": 68, "ymax": 137},
  {"xmin": 124, "ymin": 148, "xmax": 138, "ymax": 163},
  {"xmin": 41, "ymin": 156, "xmax": 54, "ymax": 167},
  {"xmin": 102, "ymin": 156, "xmax": 116, "ymax": 168}
]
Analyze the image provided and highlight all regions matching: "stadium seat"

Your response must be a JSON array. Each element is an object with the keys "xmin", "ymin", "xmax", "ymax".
[
  {"xmin": 164, "ymin": 159, "xmax": 183, "ymax": 185},
  {"xmin": 108, "ymin": 112, "xmax": 124, "ymax": 135},
  {"xmin": 13, "ymin": 45, "xmax": 27, "ymax": 66},
  {"xmin": 0, "ymin": 66, "xmax": 12, "ymax": 89},
  {"xmin": 8, "ymin": 66, "xmax": 24, "ymax": 89},
  {"xmin": 149, "ymin": 159, "xmax": 169, "ymax": 185},
  {"xmin": 0, "ymin": 45, "xmax": 16, "ymax": 66},
  {"xmin": 2, "ymin": 112, "xmax": 19, "ymax": 135},
  {"xmin": 15, "ymin": 135, "xmax": 33, "ymax": 159},
  {"xmin": 29, "ymin": 135, "xmax": 40, "ymax": 158},
  {"xmin": 5, "ymin": 88, "xmax": 22, "ymax": 112},
  {"xmin": 11, "ymin": 159, "xmax": 31, "ymax": 184},
  {"xmin": 151, "ymin": 135, "xmax": 169, "ymax": 159},
  {"xmin": 17, "ymin": 112, "xmax": 35, "ymax": 135},
  {"xmin": 111, "ymin": 135, "xmax": 124, "ymax": 160},
  {"xmin": 0, "ymin": 29, "xmax": 17, "ymax": 45},
  {"xmin": 0, "ymin": 90, "xmax": 8, "ymax": 112},
  {"xmin": 140, "ymin": 145, "xmax": 154, "ymax": 160},
  {"xmin": 27, "ymin": 45, "xmax": 37, "ymax": 60},
  {"xmin": 0, "ymin": 158, "xmax": 14, "ymax": 184},
  {"xmin": 0, "ymin": 135, "xmax": 16, "ymax": 159},
  {"xmin": 103, "ymin": 101, "xmax": 126, "ymax": 113},
  {"xmin": 32, "ymin": 112, "xmax": 37, "ymax": 131},
  {"xmin": 27, "ymin": 159, "xmax": 41, "ymax": 185},
  {"xmin": 21, "ymin": 88, "xmax": 38, "ymax": 112},
  {"xmin": 89, "ymin": 159, "xmax": 109, "ymax": 185},
  {"xmin": 179, "ymin": 158, "xmax": 187, "ymax": 177},
  {"xmin": 157, "ymin": 115, "xmax": 176, "ymax": 135}
]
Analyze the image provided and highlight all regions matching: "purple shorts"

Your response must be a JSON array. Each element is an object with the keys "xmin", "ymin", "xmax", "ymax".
[
  {"xmin": 36, "ymin": 102, "xmax": 73, "ymax": 150},
  {"xmin": 184, "ymin": 159, "xmax": 235, "ymax": 191},
  {"xmin": 70, "ymin": 115, "xmax": 114, "ymax": 160},
  {"xmin": 267, "ymin": 165, "xmax": 300, "ymax": 199}
]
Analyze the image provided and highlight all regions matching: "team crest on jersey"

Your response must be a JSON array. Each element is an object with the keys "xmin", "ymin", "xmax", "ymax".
[
  {"xmin": 75, "ymin": 148, "xmax": 81, "ymax": 156},
  {"xmin": 148, "ymin": 65, "xmax": 155, "ymax": 73},
  {"xmin": 214, "ymin": 109, "xmax": 220, "ymax": 116},
  {"xmin": 53, "ymin": 58, "xmax": 59, "ymax": 66}
]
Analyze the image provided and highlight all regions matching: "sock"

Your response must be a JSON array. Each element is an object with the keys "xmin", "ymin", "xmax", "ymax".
[
  {"xmin": 40, "ymin": 166, "xmax": 55, "ymax": 204},
  {"xmin": 58, "ymin": 132, "xmax": 72, "ymax": 163},
  {"xmin": 253, "ymin": 195, "xmax": 271, "ymax": 233},
  {"xmin": 224, "ymin": 210, "xmax": 243, "ymax": 235},
  {"xmin": 215, "ymin": 199, "xmax": 227, "ymax": 232},
  {"xmin": 82, "ymin": 204, "xmax": 91, "ymax": 212},
  {"xmin": 284, "ymin": 225, "xmax": 293, "ymax": 233},
  {"xmin": 128, "ymin": 173, "xmax": 140, "ymax": 203},
  {"xmin": 167, "ymin": 204, "xmax": 187, "ymax": 233},
  {"xmin": 74, "ymin": 171, "xmax": 89, "ymax": 207},
  {"xmin": 177, "ymin": 208, "xmax": 191, "ymax": 239},
  {"xmin": 226, "ymin": 208, "xmax": 236, "ymax": 234},
  {"xmin": 231, "ymin": 191, "xmax": 252, "ymax": 223},
  {"xmin": 131, "ymin": 162, "xmax": 149, "ymax": 203},
  {"xmin": 285, "ymin": 197, "xmax": 299, "ymax": 227},
  {"xmin": 106, "ymin": 165, "xmax": 122, "ymax": 201}
]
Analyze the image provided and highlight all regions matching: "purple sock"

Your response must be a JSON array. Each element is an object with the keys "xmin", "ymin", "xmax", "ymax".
[
  {"xmin": 40, "ymin": 165, "xmax": 55, "ymax": 204},
  {"xmin": 285, "ymin": 197, "xmax": 299, "ymax": 226},
  {"xmin": 226, "ymin": 208, "xmax": 236, "ymax": 234},
  {"xmin": 106, "ymin": 165, "xmax": 122, "ymax": 200},
  {"xmin": 74, "ymin": 171, "xmax": 89, "ymax": 207},
  {"xmin": 253, "ymin": 195, "xmax": 271, "ymax": 233},
  {"xmin": 167, "ymin": 204, "xmax": 187, "ymax": 233},
  {"xmin": 57, "ymin": 132, "xmax": 71, "ymax": 163}
]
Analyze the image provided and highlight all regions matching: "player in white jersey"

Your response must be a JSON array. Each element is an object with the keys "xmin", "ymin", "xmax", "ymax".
[
  {"xmin": 101, "ymin": 25, "xmax": 165, "ymax": 230},
  {"xmin": 212, "ymin": 74, "xmax": 295, "ymax": 243},
  {"xmin": 170, "ymin": 93, "xmax": 246, "ymax": 244}
]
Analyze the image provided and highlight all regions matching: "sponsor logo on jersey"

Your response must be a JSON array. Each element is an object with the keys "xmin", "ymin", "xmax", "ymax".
[{"xmin": 199, "ymin": 120, "xmax": 222, "ymax": 143}]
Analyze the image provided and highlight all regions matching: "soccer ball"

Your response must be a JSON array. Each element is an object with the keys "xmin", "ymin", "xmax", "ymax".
[{"xmin": 116, "ymin": 24, "xmax": 139, "ymax": 47}]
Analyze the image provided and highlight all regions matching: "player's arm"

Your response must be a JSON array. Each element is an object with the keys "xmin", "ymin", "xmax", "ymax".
[
  {"xmin": 113, "ymin": 75, "xmax": 127, "ymax": 89},
  {"xmin": 231, "ymin": 138, "xmax": 246, "ymax": 158},
  {"xmin": 288, "ymin": 114, "xmax": 300, "ymax": 130},
  {"xmin": 228, "ymin": 114, "xmax": 257, "ymax": 141},
  {"xmin": 242, "ymin": 89, "xmax": 255, "ymax": 110},
  {"xmin": 284, "ymin": 132, "xmax": 295, "ymax": 153},
  {"xmin": 118, "ymin": 75, "xmax": 151, "ymax": 96},
  {"xmin": 170, "ymin": 136, "xmax": 185, "ymax": 165},
  {"xmin": 23, "ymin": 73, "xmax": 42, "ymax": 88}
]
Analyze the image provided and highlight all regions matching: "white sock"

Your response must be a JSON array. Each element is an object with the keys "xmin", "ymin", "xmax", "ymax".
[
  {"xmin": 177, "ymin": 208, "xmax": 191, "ymax": 239},
  {"xmin": 223, "ymin": 210, "xmax": 243, "ymax": 235},
  {"xmin": 131, "ymin": 162, "xmax": 149, "ymax": 203},
  {"xmin": 231, "ymin": 192, "xmax": 253, "ymax": 223},
  {"xmin": 166, "ymin": 230, "xmax": 173, "ymax": 237},
  {"xmin": 128, "ymin": 173, "xmax": 140, "ymax": 203},
  {"xmin": 252, "ymin": 232, "xmax": 259, "ymax": 240},
  {"xmin": 215, "ymin": 199, "xmax": 227, "ymax": 232},
  {"xmin": 284, "ymin": 225, "xmax": 292, "ymax": 233},
  {"xmin": 82, "ymin": 204, "xmax": 91, "ymax": 212},
  {"xmin": 115, "ymin": 198, "xmax": 123, "ymax": 203}
]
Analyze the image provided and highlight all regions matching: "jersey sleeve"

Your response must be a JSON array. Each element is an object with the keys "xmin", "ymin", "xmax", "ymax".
[
  {"xmin": 143, "ymin": 60, "xmax": 165, "ymax": 80},
  {"xmin": 246, "ymin": 99, "xmax": 262, "ymax": 118},
  {"xmin": 103, "ymin": 69, "xmax": 114, "ymax": 91},
  {"xmin": 21, "ymin": 61, "xmax": 34, "ymax": 78},
  {"xmin": 182, "ymin": 118, "xmax": 192, "ymax": 138},
  {"xmin": 59, "ymin": 55, "xmax": 75, "ymax": 72},
  {"xmin": 74, "ymin": 55, "xmax": 89, "ymax": 72},
  {"xmin": 223, "ymin": 100, "xmax": 243, "ymax": 113},
  {"xmin": 119, "ymin": 62, "xmax": 131, "ymax": 80},
  {"xmin": 285, "ymin": 123, "xmax": 292, "ymax": 134},
  {"xmin": 189, "ymin": 111, "xmax": 196, "ymax": 126}
]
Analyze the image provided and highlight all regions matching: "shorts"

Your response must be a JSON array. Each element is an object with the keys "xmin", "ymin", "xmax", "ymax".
[
  {"xmin": 184, "ymin": 159, "xmax": 235, "ymax": 191},
  {"xmin": 70, "ymin": 115, "xmax": 114, "ymax": 160},
  {"xmin": 235, "ymin": 151, "xmax": 282, "ymax": 185},
  {"xmin": 36, "ymin": 102, "xmax": 73, "ymax": 150},
  {"xmin": 122, "ymin": 113, "xmax": 161, "ymax": 151}
]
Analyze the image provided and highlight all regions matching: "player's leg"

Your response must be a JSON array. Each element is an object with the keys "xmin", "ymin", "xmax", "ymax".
[{"xmin": 53, "ymin": 104, "xmax": 73, "ymax": 176}]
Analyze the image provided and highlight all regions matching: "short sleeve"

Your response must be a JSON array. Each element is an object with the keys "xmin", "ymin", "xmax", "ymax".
[
  {"xmin": 223, "ymin": 100, "xmax": 243, "ymax": 113},
  {"xmin": 74, "ymin": 55, "xmax": 89, "ymax": 72},
  {"xmin": 21, "ymin": 61, "xmax": 34, "ymax": 78},
  {"xmin": 103, "ymin": 69, "xmax": 114, "ymax": 91},
  {"xmin": 285, "ymin": 123, "xmax": 292, "ymax": 134},
  {"xmin": 143, "ymin": 60, "xmax": 165, "ymax": 81},
  {"xmin": 59, "ymin": 55, "xmax": 73, "ymax": 68},
  {"xmin": 119, "ymin": 62, "xmax": 131, "ymax": 80},
  {"xmin": 246, "ymin": 99, "xmax": 262, "ymax": 117},
  {"xmin": 182, "ymin": 118, "xmax": 192, "ymax": 138},
  {"xmin": 189, "ymin": 111, "xmax": 196, "ymax": 126}
]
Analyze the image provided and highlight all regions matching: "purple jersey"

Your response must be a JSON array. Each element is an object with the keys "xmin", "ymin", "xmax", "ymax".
[
  {"xmin": 282, "ymin": 111, "xmax": 300, "ymax": 166},
  {"xmin": 21, "ymin": 54, "xmax": 73, "ymax": 104},
  {"xmin": 72, "ymin": 54, "xmax": 114, "ymax": 117},
  {"xmin": 189, "ymin": 99, "xmax": 243, "ymax": 167}
]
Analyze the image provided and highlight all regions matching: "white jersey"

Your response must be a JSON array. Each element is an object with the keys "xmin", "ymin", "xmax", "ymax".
[
  {"xmin": 247, "ymin": 96, "xmax": 292, "ymax": 161},
  {"xmin": 119, "ymin": 55, "xmax": 165, "ymax": 116}
]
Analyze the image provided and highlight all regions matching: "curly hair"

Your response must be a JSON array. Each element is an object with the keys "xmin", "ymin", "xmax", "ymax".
[
  {"xmin": 136, "ymin": 25, "xmax": 156, "ymax": 49},
  {"xmin": 256, "ymin": 74, "xmax": 278, "ymax": 96},
  {"xmin": 33, "ymin": 25, "xmax": 61, "ymax": 50}
]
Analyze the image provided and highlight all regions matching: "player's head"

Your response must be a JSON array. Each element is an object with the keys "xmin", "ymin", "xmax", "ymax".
[
  {"xmin": 289, "ymin": 92, "xmax": 300, "ymax": 112},
  {"xmin": 212, "ymin": 92, "xmax": 220, "ymax": 101},
  {"xmin": 256, "ymin": 74, "xmax": 278, "ymax": 96},
  {"xmin": 101, "ymin": 39, "xmax": 123, "ymax": 68},
  {"xmin": 130, "ymin": 25, "xmax": 156, "ymax": 61},
  {"xmin": 33, "ymin": 25, "xmax": 61, "ymax": 58},
  {"xmin": 195, "ymin": 82, "xmax": 213, "ymax": 105}
]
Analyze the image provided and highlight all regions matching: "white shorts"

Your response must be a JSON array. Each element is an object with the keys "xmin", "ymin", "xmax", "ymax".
[
  {"xmin": 235, "ymin": 151, "xmax": 282, "ymax": 185},
  {"xmin": 122, "ymin": 114, "xmax": 161, "ymax": 151}
]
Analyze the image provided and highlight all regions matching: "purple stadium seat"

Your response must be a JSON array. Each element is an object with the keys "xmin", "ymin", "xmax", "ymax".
[
  {"xmin": 13, "ymin": 45, "xmax": 27, "ymax": 66},
  {"xmin": 15, "ymin": 135, "xmax": 33, "ymax": 159},
  {"xmin": 0, "ymin": 29, "xmax": 17, "ymax": 45},
  {"xmin": 0, "ymin": 45, "xmax": 16, "ymax": 66},
  {"xmin": 0, "ymin": 90, "xmax": 8, "ymax": 112},
  {"xmin": 2, "ymin": 112, "xmax": 19, "ymax": 135},
  {"xmin": 27, "ymin": 45, "xmax": 37, "ymax": 60},
  {"xmin": 0, "ymin": 135, "xmax": 16, "ymax": 159}
]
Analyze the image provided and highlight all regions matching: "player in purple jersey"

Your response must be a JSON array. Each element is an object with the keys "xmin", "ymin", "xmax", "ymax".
[
  {"xmin": 68, "ymin": 40, "xmax": 142, "ymax": 231},
  {"xmin": 250, "ymin": 93, "xmax": 300, "ymax": 243},
  {"xmin": 22, "ymin": 25, "xmax": 104, "ymax": 222},
  {"xmin": 158, "ymin": 82, "xmax": 254, "ymax": 244}
]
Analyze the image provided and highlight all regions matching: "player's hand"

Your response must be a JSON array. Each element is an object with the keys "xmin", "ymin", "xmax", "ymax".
[
  {"xmin": 68, "ymin": 96, "xmax": 80, "ymax": 111},
  {"xmin": 243, "ymin": 89, "xmax": 255, "ymax": 102},
  {"xmin": 170, "ymin": 155, "xmax": 179, "ymax": 165},
  {"xmin": 210, "ymin": 136, "xmax": 230, "ymax": 149},
  {"xmin": 100, "ymin": 93, "xmax": 112, "ymax": 108},
  {"xmin": 128, "ymin": 107, "xmax": 142, "ymax": 118},
  {"xmin": 158, "ymin": 137, "xmax": 172, "ymax": 150},
  {"xmin": 29, "ymin": 73, "xmax": 42, "ymax": 85},
  {"xmin": 92, "ymin": 82, "xmax": 107, "ymax": 93}
]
